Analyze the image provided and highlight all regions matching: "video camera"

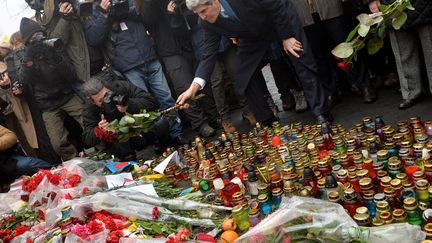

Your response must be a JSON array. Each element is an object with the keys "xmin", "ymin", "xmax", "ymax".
[
  {"xmin": 103, "ymin": 90, "xmax": 128, "ymax": 106},
  {"xmin": 33, "ymin": 34, "xmax": 64, "ymax": 50},
  {"xmin": 60, "ymin": 0, "xmax": 94, "ymax": 17}
]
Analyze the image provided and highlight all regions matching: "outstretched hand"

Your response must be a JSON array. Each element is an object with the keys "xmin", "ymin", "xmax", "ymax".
[
  {"xmin": 176, "ymin": 82, "xmax": 202, "ymax": 109},
  {"xmin": 282, "ymin": 37, "xmax": 303, "ymax": 58}
]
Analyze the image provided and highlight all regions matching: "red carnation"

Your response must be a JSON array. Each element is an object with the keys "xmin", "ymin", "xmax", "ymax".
[
  {"xmin": 87, "ymin": 220, "xmax": 104, "ymax": 234},
  {"xmin": 106, "ymin": 230, "xmax": 124, "ymax": 243},
  {"xmin": 47, "ymin": 173, "xmax": 61, "ymax": 185},
  {"xmin": 68, "ymin": 174, "xmax": 81, "ymax": 187}
]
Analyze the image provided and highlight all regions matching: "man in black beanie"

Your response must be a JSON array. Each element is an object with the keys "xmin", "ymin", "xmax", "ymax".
[{"xmin": 19, "ymin": 17, "xmax": 85, "ymax": 161}]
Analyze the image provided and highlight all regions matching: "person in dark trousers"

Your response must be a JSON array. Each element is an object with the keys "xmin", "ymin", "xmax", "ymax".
[
  {"xmin": 84, "ymin": 0, "xmax": 184, "ymax": 144},
  {"xmin": 138, "ymin": 0, "xmax": 218, "ymax": 138},
  {"xmin": 176, "ymin": 0, "xmax": 332, "ymax": 126},
  {"xmin": 0, "ymin": 124, "xmax": 52, "ymax": 189}
]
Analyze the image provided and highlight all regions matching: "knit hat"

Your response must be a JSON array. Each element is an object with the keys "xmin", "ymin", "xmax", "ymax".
[{"xmin": 19, "ymin": 17, "xmax": 44, "ymax": 45}]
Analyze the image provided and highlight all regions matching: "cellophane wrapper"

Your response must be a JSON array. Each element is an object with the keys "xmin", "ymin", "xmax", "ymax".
[{"xmin": 235, "ymin": 196, "xmax": 425, "ymax": 243}]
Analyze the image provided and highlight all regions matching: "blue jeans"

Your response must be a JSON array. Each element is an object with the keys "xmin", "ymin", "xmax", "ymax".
[
  {"xmin": 13, "ymin": 156, "xmax": 53, "ymax": 178},
  {"xmin": 124, "ymin": 60, "xmax": 182, "ymax": 138}
]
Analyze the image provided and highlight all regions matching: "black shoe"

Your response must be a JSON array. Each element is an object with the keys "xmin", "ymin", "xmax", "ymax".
[
  {"xmin": 171, "ymin": 136, "xmax": 190, "ymax": 146},
  {"xmin": 281, "ymin": 94, "xmax": 295, "ymax": 111},
  {"xmin": 327, "ymin": 94, "xmax": 341, "ymax": 109},
  {"xmin": 363, "ymin": 87, "xmax": 377, "ymax": 104},
  {"xmin": 316, "ymin": 113, "xmax": 334, "ymax": 125},
  {"xmin": 399, "ymin": 99, "xmax": 416, "ymax": 109}
]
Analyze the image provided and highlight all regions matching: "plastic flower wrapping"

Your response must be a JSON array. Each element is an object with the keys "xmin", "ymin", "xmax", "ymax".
[{"xmin": 236, "ymin": 196, "xmax": 425, "ymax": 243}]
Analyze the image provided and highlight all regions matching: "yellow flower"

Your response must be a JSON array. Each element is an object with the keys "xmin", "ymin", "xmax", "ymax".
[
  {"xmin": 128, "ymin": 216, "xmax": 137, "ymax": 222},
  {"xmin": 128, "ymin": 223, "xmax": 137, "ymax": 232},
  {"xmin": 137, "ymin": 234, "xmax": 148, "ymax": 239}
]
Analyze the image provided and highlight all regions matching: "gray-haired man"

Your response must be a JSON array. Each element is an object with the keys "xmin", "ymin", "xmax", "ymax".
[{"xmin": 176, "ymin": 0, "xmax": 332, "ymax": 126}]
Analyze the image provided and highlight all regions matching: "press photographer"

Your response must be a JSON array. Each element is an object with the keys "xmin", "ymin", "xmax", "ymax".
[
  {"xmin": 20, "ymin": 17, "xmax": 85, "ymax": 161},
  {"xmin": 84, "ymin": 0, "xmax": 184, "ymax": 144},
  {"xmin": 82, "ymin": 73, "xmax": 172, "ymax": 160}
]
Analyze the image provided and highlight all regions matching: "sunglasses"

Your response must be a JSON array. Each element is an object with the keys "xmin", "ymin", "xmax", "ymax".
[{"xmin": 0, "ymin": 71, "xmax": 6, "ymax": 79}]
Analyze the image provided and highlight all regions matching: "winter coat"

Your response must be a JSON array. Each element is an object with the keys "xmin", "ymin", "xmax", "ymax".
[
  {"xmin": 82, "ymin": 79, "xmax": 156, "ymax": 147},
  {"xmin": 84, "ymin": 3, "xmax": 156, "ymax": 73},
  {"xmin": 19, "ymin": 49, "xmax": 80, "ymax": 112}
]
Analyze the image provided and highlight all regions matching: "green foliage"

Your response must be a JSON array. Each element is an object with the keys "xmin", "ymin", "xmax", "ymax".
[
  {"xmin": 332, "ymin": 0, "xmax": 414, "ymax": 65},
  {"xmin": 106, "ymin": 110, "xmax": 161, "ymax": 143}
]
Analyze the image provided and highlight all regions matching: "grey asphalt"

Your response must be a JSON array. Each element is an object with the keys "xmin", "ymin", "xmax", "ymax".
[{"xmin": 230, "ymin": 66, "xmax": 432, "ymax": 133}]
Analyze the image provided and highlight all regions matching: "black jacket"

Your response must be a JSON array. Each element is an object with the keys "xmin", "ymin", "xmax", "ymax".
[
  {"xmin": 140, "ymin": 0, "xmax": 192, "ymax": 57},
  {"xmin": 19, "ymin": 49, "xmax": 80, "ymax": 111},
  {"xmin": 82, "ymin": 79, "xmax": 156, "ymax": 147},
  {"xmin": 195, "ymin": 0, "xmax": 301, "ymax": 95},
  {"xmin": 405, "ymin": 0, "xmax": 432, "ymax": 27}
]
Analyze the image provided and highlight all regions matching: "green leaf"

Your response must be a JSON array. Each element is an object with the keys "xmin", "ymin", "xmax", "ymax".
[
  {"xmin": 405, "ymin": 1, "xmax": 415, "ymax": 11},
  {"xmin": 358, "ymin": 24, "xmax": 370, "ymax": 37},
  {"xmin": 119, "ymin": 117, "xmax": 128, "ymax": 126},
  {"xmin": 392, "ymin": 12, "xmax": 407, "ymax": 30},
  {"xmin": 356, "ymin": 13, "xmax": 383, "ymax": 27},
  {"xmin": 124, "ymin": 116, "xmax": 135, "ymax": 124},
  {"xmin": 377, "ymin": 24, "xmax": 386, "ymax": 38},
  {"xmin": 119, "ymin": 127, "xmax": 129, "ymax": 133},
  {"xmin": 346, "ymin": 26, "xmax": 359, "ymax": 42},
  {"xmin": 379, "ymin": 3, "xmax": 389, "ymax": 12},
  {"xmin": 367, "ymin": 37, "xmax": 384, "ymax": 55},
  {"xmin": 331, "ymin": 42, "xmax": 354, "ymax": 59},
  {"xmin": 357, "ymin": 13, "xmax": 372, "ymax": 25}
]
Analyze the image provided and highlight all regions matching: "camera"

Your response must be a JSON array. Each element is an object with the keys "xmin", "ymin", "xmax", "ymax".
[
  {"xmin": 32, "ymin": 33, "xmax": 64, "ymax": 50},
  {"xmin": 60, "ymin": 0, "xmax": 94, "ymax": 17},
  {"xmin": 109, "ymin": 0, "xmax": 129, "ymax": 21},
  {"xmin": 103, "ymin": 90, "xmax": 128, "ymax": 106}
]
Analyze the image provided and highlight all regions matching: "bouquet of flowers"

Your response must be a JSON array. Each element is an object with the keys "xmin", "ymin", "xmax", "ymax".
[{"xmin": 332, "ymin": 0, "xmax": 413, "ymax": 71}]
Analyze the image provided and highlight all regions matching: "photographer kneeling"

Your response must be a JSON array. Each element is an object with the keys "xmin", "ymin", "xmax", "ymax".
[{"xmin": 82, "ymin": 73, "xmax": 171, "ymax": 160}]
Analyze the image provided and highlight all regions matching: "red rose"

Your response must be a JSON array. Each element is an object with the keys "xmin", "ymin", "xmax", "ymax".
[
  {"xmin": 64, "ymin": 193, "xmax": 73, "ymax": 200},
  {"xmin": 337, "ymin": 62, "xmax": 351, "ymax": 73},
  {"xmin": 14, "ymin": 225, "xmax": 29, "ymax": 237},
  {"xmin": 82, "ymin": 186, "xmax": 89, "ymax": 195},
  {"xmin": 38, "ymin": 210, "xmax": 45, "ymax": 220},
  {"xmin": 152, "ymin": 207, "xmax": 159, "ymax": 220}
]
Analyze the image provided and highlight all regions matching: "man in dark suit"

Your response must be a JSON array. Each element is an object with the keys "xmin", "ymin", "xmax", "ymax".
[{"xmin": 176, "ymin": 0, "xmax": 332, "ymax": 126}]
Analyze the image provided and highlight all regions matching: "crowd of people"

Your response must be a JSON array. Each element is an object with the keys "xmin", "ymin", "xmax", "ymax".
[{"xmin": 0, "ymin": 0, "xmax": 430, "ymax": 188}]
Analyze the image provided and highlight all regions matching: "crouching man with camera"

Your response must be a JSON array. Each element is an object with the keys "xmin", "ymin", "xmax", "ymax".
[
  {"xmin": 82, "ymin": 73, "xmax": 172, "ymax": 160},
  {"xmin": 19, "ymin": 17, "xmax": 85, "ymax": 161}
]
